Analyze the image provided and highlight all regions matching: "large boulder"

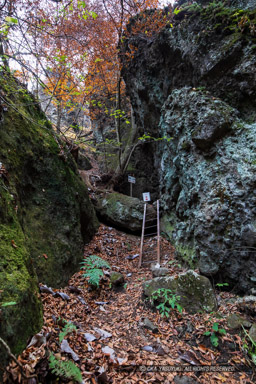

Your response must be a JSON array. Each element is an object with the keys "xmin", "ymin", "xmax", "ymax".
[
  {"xmin": 0, "ymin": 75, "xmax": 98, "ymax": 286},
  {"xmin": 159, "ymin": 88, "xmax": 256, "ymax": 291},
  {"xmin": 121, "ymin": 2, "xmax": 256, "ymax": 292},
  {"xmin": 143, "ymin": 270, "xmax": 217, "ymax": 314},
  {"xmin": 0, "ymin": 73, "xmax": 98, "ymax": 365},
  {"xmin": 95, "ymin": 192, "xmax": 156, "ymax": 232}
]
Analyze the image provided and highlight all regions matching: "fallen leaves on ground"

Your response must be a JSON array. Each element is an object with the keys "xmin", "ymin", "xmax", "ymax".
[{"xmin": 4, "ymin": 225, "xmax": 255, "ymax": 383}]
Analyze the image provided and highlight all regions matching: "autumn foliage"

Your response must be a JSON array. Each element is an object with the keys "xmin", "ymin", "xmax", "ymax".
[{"xmin": 1, "ymin": 0, "xmax": 172, "ymax": 129}]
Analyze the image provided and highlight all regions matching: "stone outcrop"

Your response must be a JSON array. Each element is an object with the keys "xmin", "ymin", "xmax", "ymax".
[
  {"xmin": 143, "ymin": 270, "xmax": 217, "ymax": 314},
  {"xmin": 121, "ymin": 1, "xmax": 256, "ymax": 292},
  {"xmin": 95, "ymin": 192, "xmax": 156, "ymax": 232},
  {"xmin": 0, "ymin": 73, "xmax": 98, "ymax": 364}
]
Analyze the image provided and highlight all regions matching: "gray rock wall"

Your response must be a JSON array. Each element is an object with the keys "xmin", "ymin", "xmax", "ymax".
[
  {"xmin": 160, "ymin": 88, "xmax": 256, "ymax": 291},
  {"xmin": 121, "ymin": 2, "xmax": 256, "ymax": 292}
]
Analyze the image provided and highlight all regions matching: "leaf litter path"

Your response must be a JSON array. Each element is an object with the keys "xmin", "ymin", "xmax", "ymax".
[{"xmin": 5, "ymin": 225, "xmax": 255, "ymax": 384}]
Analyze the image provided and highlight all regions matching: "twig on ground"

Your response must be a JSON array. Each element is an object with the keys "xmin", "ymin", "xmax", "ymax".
[{"xmin": 0, "ymin": 337, "xmax": 38, "ymax": 383}]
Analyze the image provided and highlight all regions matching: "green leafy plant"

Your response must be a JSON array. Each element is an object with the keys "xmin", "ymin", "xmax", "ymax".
[
  {"xmin": 59, "ymin": 322, "xmax": 77, "ymax": 343},
  {"xmin": 1, "ymin": 301, "xmax": 17, "ymax": 307},
  {"xmin": 173, "ymin": 7, "xmax": 181, "ymax": 15},
  {"xmin": 169, "ymin": 260, "xmax": 182, "ymax": 269},
  {"xmin": 204, "ymin": 322, "xmax": 226, "ymax": 347},
  {"xmin": 80, "ymin": 255, "xmax": 110, "ymax": 287},
  {"xmin": 216, "ymin": 282, "xmax": 229, "ymax": 288},
  {"xmin": 138, "ymin": 133, "xmax": 172, "ymax": 143},
  {"xmin": 48, "ymin": 353, "xmax": 83, "ymax": 383},
  {"xmin": 151, "ymin": 288, "xmax": 183, "ymax": 318}
]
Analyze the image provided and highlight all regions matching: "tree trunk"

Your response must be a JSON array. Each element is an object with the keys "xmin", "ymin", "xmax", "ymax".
[
  {"xmin": 113, "ymin": 104, "xmax": 138, "ymax": 181},
  {"xmin": 115, "ymin": 72, "xmax": 122, "ymax": 169},
  {"xmin": 0, "ymin": 37, "xmax": 9, "ymax": 70},
  {"xmin": 56, "ymin": 101, "xmax": 62, "ymax": 133}
]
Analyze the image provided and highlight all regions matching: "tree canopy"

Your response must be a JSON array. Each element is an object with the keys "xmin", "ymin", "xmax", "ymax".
[{"xmin": 0, "ymin": 0, "xmax": 172, "ymax": 174}]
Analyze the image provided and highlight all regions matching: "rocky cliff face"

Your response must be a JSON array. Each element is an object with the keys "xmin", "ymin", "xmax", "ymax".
[
  {"xmin": 121, "ymin": 1, "xmax": 256, "ymax": 292},
  {"xmin": 0, "ymin": 73, "xmax": 98, "ymax": 364}
]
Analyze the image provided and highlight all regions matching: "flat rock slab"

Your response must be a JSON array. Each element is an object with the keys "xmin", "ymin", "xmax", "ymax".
[
  {"xmin": 143, "ymin": 270, "xmax": 217, "ymax": 314},
  {"xmin": 227, "ymin": 313, "xmax": 252, "ymax": 330},
  {"xmin": 143, "ymin": 318, "xmax": 159, "ymax": 333},
  {"xmin": 151, "ymin": 266, "xmax": 169, "ymax": 278}
]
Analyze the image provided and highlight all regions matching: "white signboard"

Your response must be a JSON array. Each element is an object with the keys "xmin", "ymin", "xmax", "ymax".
[
  {"xmin": 128, "ymin": 175, "xmax": 136, "ymax": 184},
  {"xmin": 143, "ymin": 192, "xmax": 151, "ymax": 202}
]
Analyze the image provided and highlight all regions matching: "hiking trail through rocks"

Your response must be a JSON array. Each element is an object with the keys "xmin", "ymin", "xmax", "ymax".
[{"xmin": 4, "ymin": 225, "xmax": 255, "ymax": 383}]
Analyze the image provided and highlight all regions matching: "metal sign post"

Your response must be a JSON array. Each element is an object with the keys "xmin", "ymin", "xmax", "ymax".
[
  {"xmin": 157, "ymin": 199, "xmax": 160, "ymax": 264},
  {"xmin": 142, "ymin": 192, "xmax": 151, "ymax": 202},
  {"xmin": 128, "ymin": 175, "xmax": 136, "ymax": 197},
  {"xmin": 139, "ymin": 203, "xmax": 147, "ymax": 268}
]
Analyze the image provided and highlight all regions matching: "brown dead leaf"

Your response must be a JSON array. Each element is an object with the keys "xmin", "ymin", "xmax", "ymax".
[
  {"xmin": 11, "ymin": 240, "xmax": 18, "ymax": 248},
  {"xmin": 178, "ymin": 350, "xmax": 201, "ymax": 365},
  {"xmin": 198, "ymin": 344, "xmax": 208, "ymax": 354}
]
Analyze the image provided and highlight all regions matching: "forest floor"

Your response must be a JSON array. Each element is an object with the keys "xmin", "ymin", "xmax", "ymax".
[{"xmin": 4, "ymin": 225, "xmax": 256, "ymax": 384}]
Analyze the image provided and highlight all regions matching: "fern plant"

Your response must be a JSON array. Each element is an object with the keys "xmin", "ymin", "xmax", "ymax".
[
  {"xmin": 49, "ymin": 353, "xmax": 83, "ymax": 383},
  {"xmin": 80, "ymin": 255, "xmax": 110, "ymax": 287},
  {"xmin": 59, "ymin": 322, "xmax": 77, "ymax": 343}
]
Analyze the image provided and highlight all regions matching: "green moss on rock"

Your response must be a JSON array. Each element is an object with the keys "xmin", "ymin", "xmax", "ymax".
[
  {"xmin": 95, "ymin": 192, "xmax": 155, "ymax": 232},
  {"xmin": 0, "ymin": 73, "xmax": 98, "ymax": 367},
  {"xmin": 0, "ymin": 179, "xmax": 43, "ymax": 366},
  {"xmin": 110, "ymin": 271, "xmax": 125, "ymax": 286},
  {"xmin": 0, "ymin": 74, "xmax": 98, "ymax": 286},
  {"xmin": 161, "ymin": 214, "xmax": 197, "ymax": 268}
]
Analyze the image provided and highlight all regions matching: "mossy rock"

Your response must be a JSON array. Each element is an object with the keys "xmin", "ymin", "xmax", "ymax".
[
  {"xmin": 143, "ymin": 270, "xmax": 217, "ymax": 314},
  {"xmin": 227, "ymin": 313, "xmax": 252, "ymax": 329},
  {"xmin": 0, "ymin": 179, "xmax": 43, "ymax": 368},
  {"xmin": 95, "ymin": 192, "xmax": 155, "ymax": 232},
  {"xmin": 0, "ymin": 74, "xmax": 98, "ymax": 287},
  {"xmin": 110, "ymin": 271, "xmax": 125, "ymax": 286},
  {"xmin": 0, "ymin": 73, "xmax": 98, "ymax": 368}
]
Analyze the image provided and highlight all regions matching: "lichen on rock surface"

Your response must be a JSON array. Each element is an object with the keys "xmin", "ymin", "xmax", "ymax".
[{"xmin": 121, "ymin": 1, "xmax": 256, "ymax": 292}]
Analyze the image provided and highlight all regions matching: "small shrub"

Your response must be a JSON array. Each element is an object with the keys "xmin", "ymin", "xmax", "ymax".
[
  {"xmin": 204, "ymin": 322, "xmax": 226, "ymax": 347},
  {"xmin": 80, "ymin": 255, "xmax": 110, "ymax": 287},
  {"xmin": 215, "ymin": 282, "xmax": 229, "ymax": 288},
  {"xmin": 151, "ymin": 288, "xmax": 183, "ymax": 317}
]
